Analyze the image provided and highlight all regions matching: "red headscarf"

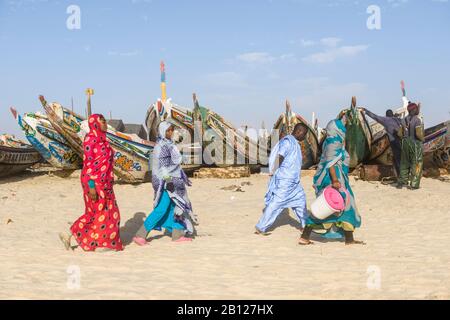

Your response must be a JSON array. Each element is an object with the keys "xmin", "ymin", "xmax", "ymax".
[
  {"xmin": 81, "ymin": 114, "xmax": 114, "ymax": 189},
  {"xmin": 407, "ymin": 102, "xmax": 419, "ymax": 114},
  {"xmin": 73, "ymin": 114, "xmax": 123, "ymax": 252}
]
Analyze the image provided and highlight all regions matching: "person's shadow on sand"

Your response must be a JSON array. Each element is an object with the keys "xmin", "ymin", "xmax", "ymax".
[
  {"xmin": 265, "ymin": 209, "xmax": 346, "ymax": 243},
  {"xmin": 120, "ymin": 212, "xmax": 146, "ymax": 245},
  {"xmin": 266, "ymin": 208, "xmax": 303, "ymax": 232}
]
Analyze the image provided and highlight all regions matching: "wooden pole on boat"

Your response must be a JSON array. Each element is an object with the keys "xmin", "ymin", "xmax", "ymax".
[
  {"xmin": 85, "ymin": 88, "xmax": 94, "ymax": 117},
  {"xmin": 71, "ymin": 96, "xmax": 74, "ymax": 112},
  {"xmin": 160, "ymin": 61, "xmax": 167, "ymax": 102},
  {"xmin": 351, "ymin": 96, "xmax": 357, "ymax": 109}
]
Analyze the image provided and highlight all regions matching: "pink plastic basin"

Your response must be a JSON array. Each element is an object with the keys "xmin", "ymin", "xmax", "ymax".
[{"xmin": 323, "ymin": 186, "xmax": 345, "ymax": 211}]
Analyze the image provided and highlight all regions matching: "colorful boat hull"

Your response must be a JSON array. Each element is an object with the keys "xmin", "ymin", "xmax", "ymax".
[
  {"xmin": 0, "ymin": 136, "xmax": 42, "ymax": 178},
  {"xmin": 40, "ymin": 96, "xmax": 154, "ymax": 183},
  {"xmin": 273, "ymin": 101, "xmax": 320, "ymax": 169},
  {"xmin": 16, "ymin": 113, "xmax": 82, "ymax": 169}
]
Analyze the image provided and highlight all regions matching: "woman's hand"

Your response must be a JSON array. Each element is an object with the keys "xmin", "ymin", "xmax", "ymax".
[
  {"xmin": 88, "ymin": 188, "xmax": 98, "ymax": 201},
  {"xmin": 166, "ymin": 182, "xmax": 175, "ymax": 193},
  {"xmin": 332, "ymin": 180, "xmax": 341, "ymax": 190}
]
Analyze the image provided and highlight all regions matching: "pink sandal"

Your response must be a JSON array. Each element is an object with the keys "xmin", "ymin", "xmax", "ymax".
[{"xmin": 133, "ymin": 237, "xmax": 148, "ymax": 246}]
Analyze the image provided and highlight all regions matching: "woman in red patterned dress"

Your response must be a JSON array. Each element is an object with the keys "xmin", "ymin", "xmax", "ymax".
[{"xmin": 59, "ymin": 114, "xmax": 123, "ymax": 252}]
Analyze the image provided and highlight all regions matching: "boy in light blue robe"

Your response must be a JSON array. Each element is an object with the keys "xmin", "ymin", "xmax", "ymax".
[{"xmin": 255, "ymin": 123, "xmax": 309, "ymax": 235}]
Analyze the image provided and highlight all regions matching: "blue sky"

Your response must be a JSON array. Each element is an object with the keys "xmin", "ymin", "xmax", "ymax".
[{"xmin": 1, "ymin": 0, "xmax": 449, "ymax": 138}]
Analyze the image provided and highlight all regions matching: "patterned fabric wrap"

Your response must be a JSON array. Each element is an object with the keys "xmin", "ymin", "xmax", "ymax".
[
  {"xmin": 70, "ymin": 114, "xmax": 123, "ymax": 251},
  {"xmin": 151, "ymin": 121, "xmax": 198, "ymax": 234},
  {"xmin": 306, "ymin": 119, "xmax": 361, "ymax": 231}
]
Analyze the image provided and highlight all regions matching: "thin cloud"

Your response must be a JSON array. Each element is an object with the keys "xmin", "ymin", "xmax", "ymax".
[
  {"xmin": 388, "ymin": 0, "xmax": 409, "ymax": 7},
  {"xmin": 235, "ymin": 52, "xmax": 296, "ymax": 64},
  {"xmin": 302, "ymin": 44, "xmax": 369, "ymax": 64},
  {"xmin": 107, "ymin": 50, "xmax": 141, "ymax": 57},
  {"xmin": 320, "ymin": 37, "xmax": 342, "ymax": 48},
  {"xmin": 236, "ymin": 52, "xmax": 276, "ymax": 64}
]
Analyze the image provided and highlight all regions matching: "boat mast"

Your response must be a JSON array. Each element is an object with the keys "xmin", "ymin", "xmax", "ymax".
[
  {"xmin": 160, "ymin": 61, "xmax": 167, "ymax": 102},
  {"xmin": 85, "ymin": 88, "xmax": 94, "ymax": 117}
]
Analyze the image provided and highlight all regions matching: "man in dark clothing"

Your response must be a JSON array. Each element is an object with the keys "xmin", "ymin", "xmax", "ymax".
[
  {"xmin": 397, "ymin": 102, "xmax": 424, "ymax": 190},
  {"xmin": 362, "ymin": 108, "xmax": 403, "ymax": 176}
]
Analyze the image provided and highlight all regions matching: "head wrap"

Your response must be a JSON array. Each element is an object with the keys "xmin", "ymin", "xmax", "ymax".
[
  {"xmin": 407, "ymin": 102, "xmax": 419, "ymax": 114},
  {"xmin": 158, "ymin": 121, "xmax": 173, "ymax": 140},
  {"xmin": 87, "ymin": 114, "xmax": 107, "ymax": 142}
]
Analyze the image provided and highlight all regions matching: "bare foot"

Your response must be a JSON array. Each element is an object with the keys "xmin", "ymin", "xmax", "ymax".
[
  {"xmin": 298, "ymin": 238, "xmax": 314, "ymax": 245},
  {"xmin": 59, "ymin": 232, "xmax": 71, "ymax": 251},
  {"xmin": 345, "ymin": 240, "xmax": 366, "ymax": 246}
]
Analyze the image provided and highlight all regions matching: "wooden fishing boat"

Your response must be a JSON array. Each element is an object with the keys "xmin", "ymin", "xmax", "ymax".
[
  {"xmin": 366, "ymin": 121, "xmax": 393, "ymax": 166},
  {"xmin": 11, "ymin": 109, "xmax": 82, "ymax": 169},
  {"xmin": 0, "ymin": 135, "xmax": 42, "ymax": 178},
  {"xmin": 273, "ymin": 100, "xmax": 321, "ymax": 169},
  {"xmin": 423, "ymin": 120, "xmax": 450, "ymax": 169},
  {"xmin": 338, "ymin": 97, "xmax": 372, "ymax": 169},
  {"xmin": 193, "ymin": 94, "xmax": 268, "ymax": 167},
  {"xmin": 145, "ymin": 98, "xmax": 203, "ymax": 169},
  {"xmin": 39, "ymin": 95, "xmax": 155, "ymax": 183},
  {"xmin": 145, "ymin": 99, "xmax": 197, "ymax": 142}
]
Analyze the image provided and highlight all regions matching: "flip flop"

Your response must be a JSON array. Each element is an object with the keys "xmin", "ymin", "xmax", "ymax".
[
  {"xmin": 254, "ymin": 227, "xmax": 271, "ymax": 236},
  {"xmin": 345, "ymin": 240, "xmax": 366, "ymax": 246},
  {"xmin": 298, "ymin": 238, "xmax": 314, "ymax": 246}
]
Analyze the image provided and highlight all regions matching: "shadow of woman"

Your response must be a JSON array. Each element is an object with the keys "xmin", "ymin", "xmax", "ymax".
[
  {"xmin": 120, "ymin": 212, "xmax": 146, "ymax": 245},
  {"xmin": 265, "ymin": 208, "xmax": 303, "ymax": 233}
]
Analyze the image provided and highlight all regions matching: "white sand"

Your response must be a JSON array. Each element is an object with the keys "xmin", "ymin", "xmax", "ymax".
[{"xmin": 0, "ymin": 170, "xmax": 449, "ymax": 299}]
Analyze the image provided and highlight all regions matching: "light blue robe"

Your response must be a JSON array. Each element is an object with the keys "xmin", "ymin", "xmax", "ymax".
[{"xmin": 256, "ymin": 135, "xmax": 307, "ymax": 232}]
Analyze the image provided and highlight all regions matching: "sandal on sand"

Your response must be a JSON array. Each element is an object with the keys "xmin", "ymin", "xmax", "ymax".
[
  {"xmin": 59, "ymin": 232, "xmax": 71, "ymax": 251},
  {"xmin": 298, "ymin": 238, "xmax": 314, "ymax": 246},
  {"xmin": 174, "ymin": 237, "xmax": 192, "ymax": 243},
  {"xmin": 133, "ymin": 237, "xmax": 148, "ymax": 246},
  {"xmin": 345, "ymin": 240, "xmax": 366, "ymax": 246}
]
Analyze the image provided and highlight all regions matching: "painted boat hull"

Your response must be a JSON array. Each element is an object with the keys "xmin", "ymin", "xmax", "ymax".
[
  {"xmin": 273, "ymin": 110, "xmax": 320, "ymax": 170},
  {"xmin": 198, "ymin": 106, "xmax": 266, "ymax": 166},
  {"xmin": 367, "ymin": 122, "xmax": 392, "ymax": 166},
  {"xmin": 41, "ymin": 98, "xmax": 155, "ymax": 183},
  {"xmin": 146, "ymin": 98, "xmax": 263, "ymax": 168},
  {"xmin": 0, "ymin": 144, "xmax": 42, "ymax": 178},
  {"xmin": 423, "ymin": 121, "xmax": 450, "ymax": 169},
  {"xmin": 16, "ymin": 113, "xmax": 82, "ymax": 169}
]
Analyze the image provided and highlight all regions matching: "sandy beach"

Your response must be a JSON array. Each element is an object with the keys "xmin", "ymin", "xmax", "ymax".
[{"xmin": 0, "ymin": 170, "xmax": 449, "ymax": 300}]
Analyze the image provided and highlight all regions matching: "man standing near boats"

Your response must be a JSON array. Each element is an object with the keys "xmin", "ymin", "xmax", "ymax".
[
  {"xmin": 362, "ymin": 108, "xmax": 403, "ymax": 176},
  {"xmin": 255, "ymin": 123, "xmax": 309, "ymax": 235},
  {"xmin": 397, "ymin": 102, "xmax": 424, "ymax": 190}
]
